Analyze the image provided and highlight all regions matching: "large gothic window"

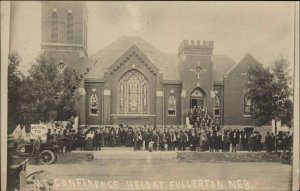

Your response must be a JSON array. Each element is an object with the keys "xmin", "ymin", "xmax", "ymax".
[
  {"xmin": 214, "ymin": 95, "xmax": 220, "ymax": 116},
  {"xmin": 168, "ymin": 94, "xmax": 176, "ymax": 116},
  {"xmin": 119, "ymin": 70, "xmax": 148, "ymax": 114},
  {"xmin": 66, "ymin": 13, "xmax": 74, "ymax": 44},
  {"xmin": 90, "ymin": 93, "xmax": 99, "ymax": 115},
  {"xmin": 244, "ymin": 94, "xmax": 253, "ymax": 115},
  {"xmin": 51, "ymin": 12, "xmax": 59, "ymax": 43}
]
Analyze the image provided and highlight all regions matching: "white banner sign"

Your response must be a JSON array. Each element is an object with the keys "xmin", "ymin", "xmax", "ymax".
[{"xmin": 30, "ymin": 124, "xmax": 49, "ymax": 141}]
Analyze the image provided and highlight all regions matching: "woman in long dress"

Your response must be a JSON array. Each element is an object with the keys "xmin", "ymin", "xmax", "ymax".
[{"xmin": 85, "ymin": 130, "xmax": 94, "ymax": 151}]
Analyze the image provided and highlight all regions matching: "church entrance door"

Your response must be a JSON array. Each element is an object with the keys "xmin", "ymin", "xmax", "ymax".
[
  {"xmin": 190, "ymin": 87, "xmax": 206, "ymax": 108},
  {"xmin": 190, "ymin": 98, "xmax": 205, "ymax": 108}
]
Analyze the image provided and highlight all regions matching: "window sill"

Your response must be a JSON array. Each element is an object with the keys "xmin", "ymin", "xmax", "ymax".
[{"xmin": 243, "ymin": 115, "xmax": 252, "ymax": 118}]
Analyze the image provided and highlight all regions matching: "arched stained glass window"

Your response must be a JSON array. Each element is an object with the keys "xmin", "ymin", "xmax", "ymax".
[
  {"xmin": 168, "ymin": 94, "xmax": 176, "ymax": 116},
  {"xmin": 119, "ymin": 70, "xmax": 148, "ymax": 114},
  {"xmin": 214, "ymin": 95, "xmax": 220, "ymax": 116},
  {"xmin": 66, "ymin": 13, "xmax": 74, "ymax": 43},
  {"xmin": 90, "ymin": 93, "xmax": 99, "ymax": 115},
  {"xmin": 244, "ymin": 94, "xmax": 253, "ymax": 115},
  {"xmin": 51, "ymin": 12, "xmax": 59, "ymax": 43}
]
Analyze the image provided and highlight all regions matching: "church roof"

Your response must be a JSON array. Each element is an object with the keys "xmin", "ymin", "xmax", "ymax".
[
  {"xmin": 85, "ymin": 36, "xmax": 236, "ymax": 82},
  {"xmin": 213, "ymin": 55, "xmax": 237, "ymax": 81},
  {"xmin": 225, "ymin": 53, "xmax": 258, "ymax": 76}
]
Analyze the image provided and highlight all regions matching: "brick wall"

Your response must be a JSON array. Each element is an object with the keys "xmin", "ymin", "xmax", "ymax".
[
  {"xmin": 100, "ymin": 47, "xmax": 162, "ymax": 125},
  {"xmin": 41, "ymin": 2, "xmax": 86, "ymax": 45},
  {"xmin": 213, "ymin": 84, "xmax": 224, "ymax": 125},
  {"xmin": 179, "ymin": 40, "xmax": 215, "ymax": 119},
  {"xmin": 224, "ymin": 54, "xmax": 260, "ymax": 126}
]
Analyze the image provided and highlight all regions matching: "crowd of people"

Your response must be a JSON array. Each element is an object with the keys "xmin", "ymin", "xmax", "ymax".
[{"xmin": 45, "ymin": 107, "xmax": 292, "ymax": 153}]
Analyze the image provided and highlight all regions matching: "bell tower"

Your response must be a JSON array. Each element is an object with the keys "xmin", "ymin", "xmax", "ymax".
[
  {"xmin": 40, "ymin": 1, "xmax": 88, "ymax": 68},
  {"xmin": 178, "ymin": 40, "xmax": 215, "ymax": 124}
]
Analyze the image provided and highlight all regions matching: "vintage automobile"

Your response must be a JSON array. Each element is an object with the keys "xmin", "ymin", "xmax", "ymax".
[
  {"xmin": 8, "ymin": 135, "xmax": 54, "ymax": 191},
  {"xmin": 16, "ymin": 139, "xmax": 60, "ymax": 165}
]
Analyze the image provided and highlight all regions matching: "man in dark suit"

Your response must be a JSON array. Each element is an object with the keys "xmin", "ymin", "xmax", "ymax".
[
  {"xmin": 181, "ymin": 130, "xmax": 189, "ymax": 151},
  {"xmin": 150, "ymin": 130, "xmax": 159, "ymax": 151},
  {"xmin": 158, "ymin": 129, "xmax": 165, "ymax": 151},
  {"xmin": 170, "ymin": 129, "xmax": 176, "ymax": 151},
  {"xmin": 133, "ymin": 129, "xmax": 139, "ymax": 151},
  {"xmin": 257, "ymin": 132, "xmax": 262, "ymax": 152},
  {"xmin": 142, "ymin": 129, "xmax": 150, "ymax": 151},
  {"xmin": 230, "ymin": 131, "xmax": 238, "ymax": 152},
  {"xmin": 221, "ymin": 130, "xmax": 229, "ymax": 152},
  {"xmin": 240, "ymin": 130, "xmax": 247, "ymax": 151},
  {"xmin": 120, "ymin": 125, "xmax": 127, "ymax": 146},
  {"xmin": 76, "ymin": 129, "xmax": 86, "ymax": 151},
  {"xmin": 208, "ymin": 131, "xmax": 215, "ymax": 152},
  {"xmin": 287, "ymin": 132, "xmax": 293, "ymax": 153},
  {"xmin": 165, "ymin": 128, "xmax": 171, "ymax": 151},
  {"xmin": 33, "ymin": 136, "xmax": 41, "ymax": 165},
  {"xmin": 66, "ymin": 120, "xmax": 73, "ymax": 130},
  {"xmin": 137, "ymin": 128, "xmax": 143, "ymax": 150},
  {"xmin": 175, "ymin": 129, "xmax": 181, "ymax": 150},
  {"xmin": 265, "ymin": 132, "xmax": 272, "ymax": 152},
  {"xmin": 190, "ymin": 129, "xmax": 198, "ymax": 151},
  {"xmin": 46, "ymin": 129, "xmax": 53, "ymax": 141}
]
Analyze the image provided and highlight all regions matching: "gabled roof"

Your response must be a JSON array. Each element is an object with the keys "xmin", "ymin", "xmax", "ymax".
[
  {"xmin": 212, "ymin": 55, "xmax": 236, "ymax": 81},
  {"xmin": 225, "ymin": 53, "xmax": 259, "ymax": 76},
  {"xmin": 107, "ymin": 44, "xmax": 160, "ymax": 76},
  {"xmin": 85, "ymin": 36, "xmax": 236, "ymax": 81}
]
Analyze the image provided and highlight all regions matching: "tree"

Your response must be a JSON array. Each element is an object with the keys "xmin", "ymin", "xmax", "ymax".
[
  {"xmin": 8, "ymin": 52, "xmax": 98, "ymax": 133},
  {"xmin": 8, "ymin": 53, "xmax": 24, "ymax": 133},
  {"xmin": 247, "ymin": 57, "xmax": 293, "ymax": 151},
  {"xmin": 25, "ymin": 54, "xmax": 82, "ymax": 123}
]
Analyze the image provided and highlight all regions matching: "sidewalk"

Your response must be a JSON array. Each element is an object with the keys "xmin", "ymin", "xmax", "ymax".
[{"xmin": 69, "ymin": 148, "xmax": 273, "ymax": 161}]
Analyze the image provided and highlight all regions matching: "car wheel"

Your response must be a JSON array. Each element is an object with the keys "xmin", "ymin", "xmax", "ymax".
[
  {"xmin": 40, "ymin": 150, "xmax": 55, "ymax": 165},
  {"xmin": 280, "ymin": 152, "xmax": 291, "ymax": 164}
]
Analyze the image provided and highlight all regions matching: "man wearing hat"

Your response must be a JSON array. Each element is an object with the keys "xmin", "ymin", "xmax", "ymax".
[{"xmin": 33, "ymin": 136, "xmax": 41, "ymax": 165}]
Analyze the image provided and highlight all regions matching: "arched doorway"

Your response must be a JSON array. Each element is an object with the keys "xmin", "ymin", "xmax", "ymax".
[{"xmin": 190, "ymin": 88, "xmax": 206, "ymax": 108}]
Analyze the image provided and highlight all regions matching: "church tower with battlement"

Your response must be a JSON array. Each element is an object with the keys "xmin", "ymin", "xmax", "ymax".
[{"xmin": 178, "ymin": 40, "xmax": 215, "ymax": 124}]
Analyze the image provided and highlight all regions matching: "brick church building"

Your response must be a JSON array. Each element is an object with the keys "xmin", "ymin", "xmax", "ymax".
[
  {"xmin": 20, "ymin": 1, "xmax": 270, "ymax": 131},
  {"xmin": 79, "ymin": 36, "xmax": 259, "ymax": 129}
]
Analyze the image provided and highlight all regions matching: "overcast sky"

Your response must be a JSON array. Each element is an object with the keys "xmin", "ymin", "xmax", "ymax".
[
  {"xmin": 87, "ymin": 1, "xmax": 295, "ymax": 67},
  {"xmin": 8, "ymin": 1, "xmax": 296, "ymax": 73}
]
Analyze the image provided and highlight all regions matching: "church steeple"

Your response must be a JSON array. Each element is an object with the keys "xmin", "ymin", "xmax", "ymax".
[{"xmin": 41, "ymin": 1, "xmax": 88, "ymax": 58}]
